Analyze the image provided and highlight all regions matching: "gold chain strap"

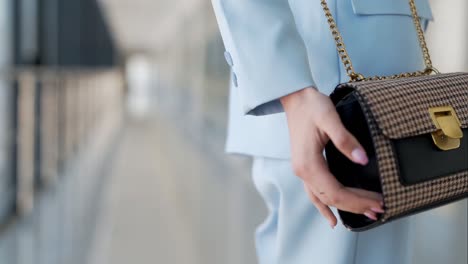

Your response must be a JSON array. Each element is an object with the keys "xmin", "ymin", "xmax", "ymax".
[{"xmin": 320, "ymin": 0, "xmax": 439, "ymax": 82}]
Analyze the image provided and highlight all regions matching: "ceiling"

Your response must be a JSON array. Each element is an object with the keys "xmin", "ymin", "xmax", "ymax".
[{"xmin": 98, "ymin": 0, "xmax": 212, "ymax": 55}]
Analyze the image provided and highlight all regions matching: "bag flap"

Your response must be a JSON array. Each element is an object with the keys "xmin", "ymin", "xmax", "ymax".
[
  {"xmin": 346, "ymin": 73, "xmax": 468, "ymax": 139},
  {"xmin": 352, "ymin": 0, "xmax": 433, "ymax": 21}
]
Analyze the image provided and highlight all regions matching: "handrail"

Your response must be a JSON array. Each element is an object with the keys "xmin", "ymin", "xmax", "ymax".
[{"xmin": 0, "ymin": 67, "xmax": 122, "ymax": 81}]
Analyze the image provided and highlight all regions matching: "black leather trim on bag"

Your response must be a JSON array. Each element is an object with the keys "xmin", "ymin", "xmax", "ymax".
[
  {"xmin": 327, "ymin": 92, "xmax": 381, "ymax": 194},
  {"xmin": 325, "ymin": 92, "xmax": 383, "ymax": 230},
  {"xmin": 393, "ymin": 129, "xmax": 468, "ymax": 186}
]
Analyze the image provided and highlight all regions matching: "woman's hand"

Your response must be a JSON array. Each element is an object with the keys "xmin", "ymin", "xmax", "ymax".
[{"xmin": 281, "ymin": 87, "xmax": 384, "ymax": 228}]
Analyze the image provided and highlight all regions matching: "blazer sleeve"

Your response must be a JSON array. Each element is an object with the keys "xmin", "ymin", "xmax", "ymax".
[{"xmin": 211, "ymin": 0, "xmax": 316, "ymax": 115}]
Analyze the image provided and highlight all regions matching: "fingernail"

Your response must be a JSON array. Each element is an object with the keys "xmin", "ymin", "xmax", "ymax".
[
  {"xmin": 351, "ymin": 148, "xmax": 368, "ymax": 165},
  {"xmin": 371, "ymin": 207, "xmax": 385, "ymax": 213},
  {"xmin": 364, "ymin": 212, "xmax": 377, "ymax": 221}
]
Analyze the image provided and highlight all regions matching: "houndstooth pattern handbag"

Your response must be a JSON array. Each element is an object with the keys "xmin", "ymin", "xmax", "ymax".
[{"xmin": 321, "ymin": 0, "xmax": 468, "ymax": 231}]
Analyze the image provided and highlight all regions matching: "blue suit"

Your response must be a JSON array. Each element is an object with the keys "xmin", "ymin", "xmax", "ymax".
[
  {"xmin": 214, "ymin": 0, "xmax": 433, "ymax": 158},
  {"xmin": 212, "ymin": 0, "xmax": 467, "ymax": 263}
]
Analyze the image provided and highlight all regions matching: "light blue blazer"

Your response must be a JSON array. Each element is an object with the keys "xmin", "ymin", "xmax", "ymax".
[{"xmin": 212, "ymin": 0, "xmax": 433, "ymax": 159}]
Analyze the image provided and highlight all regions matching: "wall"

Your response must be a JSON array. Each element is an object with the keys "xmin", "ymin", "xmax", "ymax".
[
  {"xmin": 0, "ymin": 0, "xmax": 16, "ymax": 222},
  {"xmin": 427, "ymin": 0, "xmax": 468, "ymax": 71}
]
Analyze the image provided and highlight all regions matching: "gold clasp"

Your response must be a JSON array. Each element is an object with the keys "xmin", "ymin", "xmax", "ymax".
[{"xmin": 429, "ymin": 106, "xmax": 463, "ymax": 151}]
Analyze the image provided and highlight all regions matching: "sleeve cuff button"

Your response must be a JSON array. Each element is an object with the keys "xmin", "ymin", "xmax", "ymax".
[
  {"xmin": 224, "ymin": 51, "xmax": 234, "ymax": 67},
  {"xmin": 231, "ymin": 72, "xmax": 238, "ymax": 87}
]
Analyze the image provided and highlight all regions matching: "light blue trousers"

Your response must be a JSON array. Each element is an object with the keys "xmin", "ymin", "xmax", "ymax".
[{"xmin": 252, "ymin": 157, "xmax": 467, "ymax": 264}]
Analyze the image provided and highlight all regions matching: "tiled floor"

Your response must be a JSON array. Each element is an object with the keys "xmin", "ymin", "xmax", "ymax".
[{"xmin": 88, "ymin": 116, "xmax": 266, "ymax": 264}]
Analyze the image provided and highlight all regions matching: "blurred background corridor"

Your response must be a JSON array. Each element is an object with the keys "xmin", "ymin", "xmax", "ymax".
[{"xmin": 0, "ymin": 0, "xmax": 466, "ymax": 264}]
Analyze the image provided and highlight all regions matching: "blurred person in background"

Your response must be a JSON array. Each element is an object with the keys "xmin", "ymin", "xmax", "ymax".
[{"xmin": 211, "ymin": 0, "xmax": 466, "ymax": 264}]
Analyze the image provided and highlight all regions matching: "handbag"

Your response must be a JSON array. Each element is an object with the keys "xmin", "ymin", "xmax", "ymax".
[{"xmin": 322, "ymin": 0, "xmax": 468, "ymax": 231}]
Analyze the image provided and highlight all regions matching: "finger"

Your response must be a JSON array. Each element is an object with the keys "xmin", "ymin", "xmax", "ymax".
[
  {"xmin": 298, "ymin": 155, "xmax": 383, "ymax": 215},
  {"xmin": 347, "ymin": 188, "xmax": 385, "ymax": 213},
  {"xmin": 364, "ymin": 211, "xmax": 378, "ymax": 221},
  {"xmin": 320, "ymin": 111, "xmax": 368, "ymax": 165},
  {"xmin": 330, "ymin": 186, "xmax": 384, "ymax": 214},
  {"xmin": 347, "ymin": 188, "xmax": 383, "ymax": 203},
  {"xmin": 304, "ymin": 184, "xmax": 337, "ymax": 228},
  {"xmin": 297, "ymin": 153, "xmax": 343, "ymax": 192},
  {"xmin": 311, "ymin": 182, "xmax": 382, "ymax": 220}
]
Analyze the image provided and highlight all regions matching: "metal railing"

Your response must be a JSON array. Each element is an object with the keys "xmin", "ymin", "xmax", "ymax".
[{"xmin": 0, "ymin": 67, "xmax": 124, "ymax": 225}]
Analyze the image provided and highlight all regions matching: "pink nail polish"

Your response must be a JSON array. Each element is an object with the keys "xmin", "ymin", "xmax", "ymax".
[
  {"xmin": 364, "ymin": 212, "xmax": 377, "ymax": 221},
  {"xmin": 351, "ymin": 148, "xmax": 368, "ymax": 165},
  {"xmin": 371, "ymin": 207, "xmax": 384, "ymax": 213}
]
